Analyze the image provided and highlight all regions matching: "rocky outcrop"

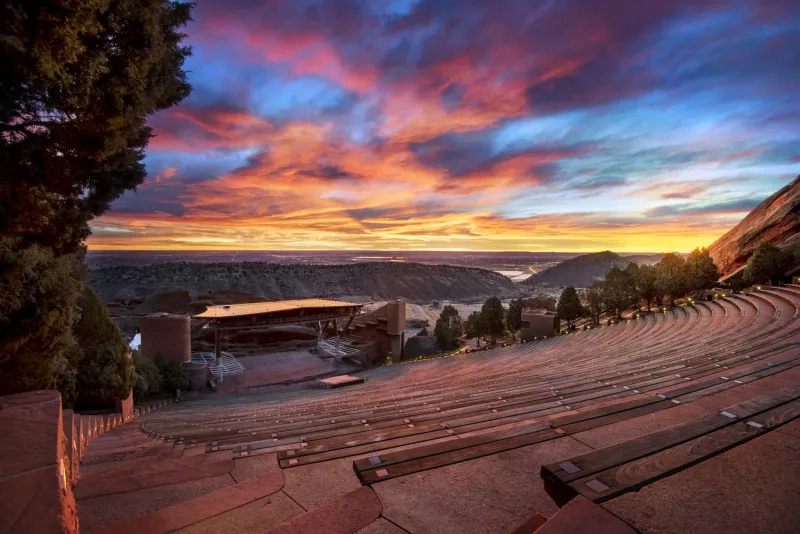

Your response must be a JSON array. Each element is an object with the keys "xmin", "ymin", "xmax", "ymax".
[
  {"xmin": 525, "ymin": 251, "xmax": 629, "ymax": 288},
  {"xmin": 709, "ymin": 176, "xmax": 800, "ymax": 276},
  {"xmin": 90, "ymin": 261, "xmax": 520, "ymax": 304}
]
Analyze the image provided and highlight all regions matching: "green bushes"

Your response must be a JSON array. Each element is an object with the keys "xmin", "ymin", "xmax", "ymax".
[
  {"xmin": 155, "ymin": 354, "xmax": 189, "ymax": 394},
  {"xmin": 132, "ymin": 350, "xmax": 161, "ymax": 401},
  {"xmin": 131, "ymin": 351, "xmax": 188, "ymax": 401},
  {"xmin": 63, "ymin": 287, "xmax": 134, "ymax": 410}
]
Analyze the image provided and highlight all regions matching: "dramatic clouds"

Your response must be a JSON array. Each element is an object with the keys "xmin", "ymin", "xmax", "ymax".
[{"xmin": 90, "ymin": 0, "xmax": 800, "ymax": 251}]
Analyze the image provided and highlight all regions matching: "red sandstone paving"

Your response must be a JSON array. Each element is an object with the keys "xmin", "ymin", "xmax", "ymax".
[
  {"xmin": 76, "ymin": 458, "xmax": 235, "ymax": 499},
  {"xmin": 174, "ymin": 491, "xmax": 303, "ymax": 534},
  {"xmin": 264, "ymin": 486, "xmax": 381, "ymax": 534},
  {"xmin": 78, "ymin": 474, "xmax": 235, "ymax": 531},
  {"xmin": 90, "ymin": 469, "xmax": 285, "ymax": 534},
  {"xmin": 536, "ymin": 496, "xmax": 635, "ymax": 534},
  {"xmin": 372, "ymin": 437, "xmax": 593, "ymax": 534},
  {"xmin": 776, "ymin": 419, "xmax": 800, "ymax": 438},
  {"xmin": 354, "ymin": 518, "xmax": 409, "ymax": 534},
  {"xmin": 603, "ymin": 431, "xmax": 800, "ymax": 534},
  {"xmin": 282, "ymin": 456, "xmax": 364, "ymax": 510},
  {"xmin": 230, "ymin": 453, "xmax": 280, "ymax": 483},
  {"xmin": 79, "ymin": 447, "xmax": 184, "ymax": 476}
]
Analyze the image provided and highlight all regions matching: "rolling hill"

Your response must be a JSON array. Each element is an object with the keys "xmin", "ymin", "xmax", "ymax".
[
  {"xmin": 524, "ymin": 250, "xmax": 629, "ymax": 288},
  {"xmin": 90, "ymin": 261, "xmax": 520, "ymax": 305}
]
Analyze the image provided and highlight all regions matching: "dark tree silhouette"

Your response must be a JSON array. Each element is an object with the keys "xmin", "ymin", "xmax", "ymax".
[{"xmin": 0, "ymin": 0, "xmax": 193, "ymax": 396}]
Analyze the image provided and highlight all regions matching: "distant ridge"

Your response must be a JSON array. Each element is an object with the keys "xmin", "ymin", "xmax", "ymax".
[
  {"xmin": 709, "ymin": 175, "xmax": 800, "ymax": 276},
  {"xmin": 90, "ymin": 261, "xmax": 520, "ymax": 304},
  {"xmin": 525, "ymin": 251, "xmax": 629, "ymax": 288}
]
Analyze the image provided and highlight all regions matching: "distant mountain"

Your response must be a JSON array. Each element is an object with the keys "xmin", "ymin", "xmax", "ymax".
[
  {"xmin": 709, "ymin": 175, "xmax": 800, "ymax": 276},
  {"xmin": 524, "ymin": 251, "xmax": 629, "ymax": 288},
  {"xmin": 90, "ymin": 261, "xmax": 520, "ymax": 305}
]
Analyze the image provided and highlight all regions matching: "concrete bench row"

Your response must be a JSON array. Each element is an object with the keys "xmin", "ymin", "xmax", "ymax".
[{"xmin": 139, "ymin": 289, "xmax": 800, "ymax": 476}]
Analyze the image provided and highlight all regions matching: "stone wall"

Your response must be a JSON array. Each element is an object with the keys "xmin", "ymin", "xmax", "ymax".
[{"xmin": 0, "ymin": 390, "xmax": 79, "ymax": 533}]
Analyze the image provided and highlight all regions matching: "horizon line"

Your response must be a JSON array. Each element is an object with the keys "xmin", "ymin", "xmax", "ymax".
[{"xmin": 86, "ymin": 248, "xmax": 687, "ymax": 254}]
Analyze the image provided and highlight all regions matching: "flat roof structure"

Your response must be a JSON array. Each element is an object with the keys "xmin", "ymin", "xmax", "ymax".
[{"xmin": 195, "ymin": 299, "xmax": 362, "ymax": 319}]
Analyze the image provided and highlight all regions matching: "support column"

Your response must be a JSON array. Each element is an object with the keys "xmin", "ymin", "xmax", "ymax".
[
  {"xmin": 214, "ymin": 323, "xmax": 223, "ymax": 383},
  {"xmin": 214, "ymin": 324, "xmax": 221, "ymax": 361}
]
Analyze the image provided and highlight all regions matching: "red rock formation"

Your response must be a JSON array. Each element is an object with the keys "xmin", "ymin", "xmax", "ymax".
[{"xmin": 709, "ymin": 175, "xmax": 800, "ymax": 276}]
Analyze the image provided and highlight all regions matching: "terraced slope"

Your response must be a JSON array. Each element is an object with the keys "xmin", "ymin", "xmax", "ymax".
[{"xmin": 77, "ymin": 286, "xmax": 800, "ymax": 534}]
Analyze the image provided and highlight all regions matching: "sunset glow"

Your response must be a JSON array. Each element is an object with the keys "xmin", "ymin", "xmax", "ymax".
[{"xmin": 89, "ymin": 0, "xmax": 800, "ymax": 252}]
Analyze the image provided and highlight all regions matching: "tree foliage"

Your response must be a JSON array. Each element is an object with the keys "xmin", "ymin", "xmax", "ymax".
[
  {"xmin": 1, "ymin": 0, "xmax": 193, "ymax": 255},
  {"xmin": 602, "ymin": 267, "xmax": 637, "ymax": 317},
  {"xmin": 632, "ymin": 264, "xmax": 658, "ymax": 311},
  {"xmin": 0, "ymin": 243, "xmax": 86, "ymax": 395},
  {"xmin": 686, "ymin": 247, "xmax": 721, "ymax": 292},
  {"xmin": 67, "ymin": 287, "xmax": 134, "ymax": 409},
  {"xmin": 556, "ymin": 286, "xmax": 583, "ymax": 328},
  {"xmin": 481, "ymin": 297, "xmax": 506, "ymax": 344},
  {"xmin": 464, "ymin": 311, "xmax": 488, "ymax": 346},
  {"xmin": 585, "ymin": 282, "xmax": 604, "ymax": 324},
  {"xmin": 0, "ymin": 0, "xmax": 193, "ymax": 399},
  {"xmin": 132, "ymin": 350, "xmax": 161, "ymax": 402},
  {"xmin": 433, "ymin": 304, "xmax": 463, "ymax": 349},
  {"xmin": 655, "ymin": 253, "xmax": 689, "ymax": 304},
  {"xmin": 506, "ymin": 298, "xmax": 524, "ymax": 338},
  {"xmin": 742, "ymin": 243, "xmax": 794, "ymax": 285},
  {"xmin": 154, "ymin": 354, "xmax": 188, "ymax": 394}
]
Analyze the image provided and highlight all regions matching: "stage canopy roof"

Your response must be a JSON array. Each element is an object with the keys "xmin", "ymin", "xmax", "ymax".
[{"xmin": 195, "ymin": 298, "xmax": 363, "ymax": 321}]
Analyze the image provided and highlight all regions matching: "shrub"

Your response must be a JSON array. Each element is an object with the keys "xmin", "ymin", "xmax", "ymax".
[
  {"xmin": 155, "ymin": 353, "xmax": 188, "ymax": 394},
  {"xmin": 132, "ymin": 350, "xmax": 161, "ymax": 401}
]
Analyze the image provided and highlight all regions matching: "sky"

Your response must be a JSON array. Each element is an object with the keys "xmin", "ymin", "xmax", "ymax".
[{"xmin": 88, "ymin": 0, "xmax": 800, "ymax": 253}]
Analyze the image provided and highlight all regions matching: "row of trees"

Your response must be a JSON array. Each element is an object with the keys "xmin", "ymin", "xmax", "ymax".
[
  {"xmin": 558, "ymin": 248, "xmax": 722, "ymax": 327},
  {"xmin": 741, "ymin": 243, "xmax": 799, "ymax": 287},
  {"xmin": 434, "ymin": 296, "xmax": 527, "ymax": 349},
  {"xmin": 0, "ymin": 1, "xmax": 194, "ymax": 406}
]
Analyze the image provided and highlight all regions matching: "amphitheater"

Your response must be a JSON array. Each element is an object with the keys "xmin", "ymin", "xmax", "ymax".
[{"xmin": 6, "ymin": 286, "xmax": 800, "ymax": 533}]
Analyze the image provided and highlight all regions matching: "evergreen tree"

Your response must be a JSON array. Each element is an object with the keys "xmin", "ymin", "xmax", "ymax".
[
  {"xmin": 433, "ymin": 305, "xmax": 463, "ymax": 349},
  {"xmin": 0, "ymin": 0, "xmax": 193, "ymax": 396},
  {"xmin": 464, "ymin": 311, "xmax": 488, "ymax": 346},
  {"xmin": 655, "ymin": 253, "xmax": 688, "ymax": 304},
  {"xmin": 624, "ymin": 262, "xmax": 642, "ymax": 308},
  {"xmin": 481, "ymin": 297, "xmax": 506, "ymax": 344},
  {"xmin": 155, "ymin": 354, "xmax": 188, "ymax": 394},
  {"xmin": 602, "ymin": 266, "xmax": 636, "ymax": 317},
  {"xmin": 68, "ymin": 287, "xmax": 134, "ymax": 409},
  {"xmin": 556, "ymin": 286, "xmax": 583, "ymax": 328},
  {"xmin": 585, "ymin": 282, "xmax": 604, "ymax": 324},
  {"xmin": 686, "ymin": 247, "xmax": 721, "ymax": 292},
  {"xmin": 635, "ymin": 264, "xmax": 659, "ymax": 311},
  {"xmin": 743, "ymin": 243, "xmax": 792, "ymax": 285},
  {"xmin": 506, "ymin": 298, "xmax": 524, "ymax": 339},
  {"xmin": 0, "ymin": 246, "xmax": 86, "ymax": 395}
]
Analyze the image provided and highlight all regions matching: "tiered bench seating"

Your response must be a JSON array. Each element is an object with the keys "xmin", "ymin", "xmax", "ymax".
[
  {"xmin": 541, "ymin": 387, "xmax": 800, "ymax": 504},
  {"xmin": 73, "ymin": 287, "xmax": 800, "ymax": 533}
]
